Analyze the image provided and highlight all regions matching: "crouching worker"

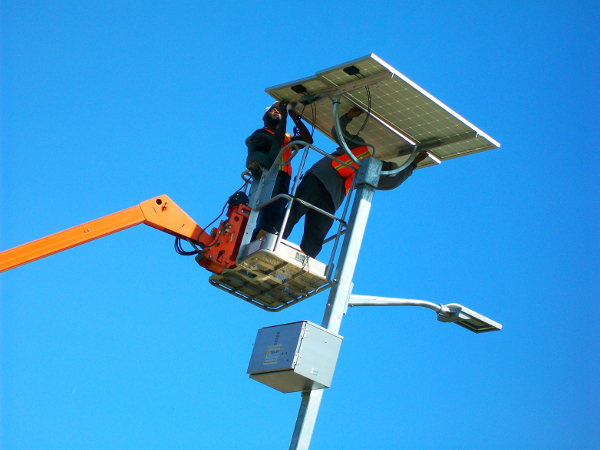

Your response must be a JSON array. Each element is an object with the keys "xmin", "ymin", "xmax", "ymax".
[
  {"xmin": 280, "ymin": 106, "xmax": 427, "ymax": 258},
  {"xmin": 246, "ymin": 101, "xmax": 313, "ymax": 239}
]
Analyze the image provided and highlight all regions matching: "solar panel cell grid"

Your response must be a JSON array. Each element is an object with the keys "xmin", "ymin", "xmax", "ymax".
[{"xmin": 266, "ymin": 54, "xmax": 499, "ymax": 166}]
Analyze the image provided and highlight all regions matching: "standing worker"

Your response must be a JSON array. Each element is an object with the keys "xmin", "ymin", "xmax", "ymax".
[
  {"xmin": 246, "ymin": 101, "xmax": 313, "ymax": 239},
  {"xmin": 280, "ymin": 106, "xmax": 428, "ymax": 258}
]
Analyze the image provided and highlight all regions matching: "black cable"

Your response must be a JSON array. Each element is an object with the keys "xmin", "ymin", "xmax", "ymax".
[
  {"xmin": 293, "ymin": 103, "xmax": 307, "ymax": 136},
  {"xmin": 354, "ymin": 85, "xmax": 371, "ymax": 138},
  {"xmin": 310, "ymin": 98, "xmax": 316, "ymax": 137},
  {"xmin": 294, "ymin": 95, "xmax": 315, "ymax": 137},
  {"xmin": 174, "ymin": 180, "xmax": 248, "ymax": 256},
  {"xmin": 174, "ymin": 201, "xmax": 227, "ymax": 256},
  {"xmin": 298, "ymin": 103, "xmax": 307, "ymax": 122},
  {"xmin": 175, "ymin": 239, "xmax": 199, "ymax": 256},
  {"xmin": 348, "ymin": 73, "xmax": 371, "ymax": 141}
]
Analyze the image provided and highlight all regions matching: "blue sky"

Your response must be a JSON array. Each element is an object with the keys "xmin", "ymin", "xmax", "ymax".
[{"xmin": 1, "ymin": 1, "xmax": 598, "ymax": 449}]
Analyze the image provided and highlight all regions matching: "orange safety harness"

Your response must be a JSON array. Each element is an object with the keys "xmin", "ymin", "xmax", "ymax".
[
  {"xmin": 264, "ymin": 129, "xmax": 292, "ymax": 176},
  {"xmin": 331, "ymin": 146, "xmax": 372, "ymax": 194}
]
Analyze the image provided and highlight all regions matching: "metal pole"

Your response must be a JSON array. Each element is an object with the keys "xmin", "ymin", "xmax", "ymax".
[
  {"xmin": 289, "ymin": 390, "xmax": 323, "ymax": 450},
  {"xmin": 289, "ymin": 157, "xmax": 383, "ymax": 450}
]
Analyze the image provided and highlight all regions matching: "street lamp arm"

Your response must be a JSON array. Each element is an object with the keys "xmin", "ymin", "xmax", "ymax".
[
  {"xmin": 347, "ymin": 295, "xmax": 502, "ymax": 333},
  {"xmin": 348, "ymin": 295, "xmax": 445, "ymax": 314}
]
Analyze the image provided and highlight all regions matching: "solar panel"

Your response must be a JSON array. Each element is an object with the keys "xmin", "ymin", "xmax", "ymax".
[{"xmin": 266, "ymin": 54, "xmax": 500, "ymax": 167}]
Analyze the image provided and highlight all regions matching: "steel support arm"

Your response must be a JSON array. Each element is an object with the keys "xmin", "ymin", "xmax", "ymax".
[
  {"xmin": 347, "ymin": 295, "xmax": 503, "ymax": 333},
  {"xmin": 348, "ymin": 295, "xmax": 444, "ymax": 312}
]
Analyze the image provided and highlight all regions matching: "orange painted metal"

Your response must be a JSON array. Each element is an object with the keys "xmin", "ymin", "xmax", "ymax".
[
  {"xmin": 196, "ymin": 203, "xmax": 251, "ymax": 274},
  {"xmin": 138, "ymin": 196, "xmax": 205, "ymax": 243},
  {"xmin": 0, "ymin": 195, "xmax": 209, "ymax": 273},
  {"xmin": 0, "ymin": 206, "xmax": 145, "ymax": 273}
]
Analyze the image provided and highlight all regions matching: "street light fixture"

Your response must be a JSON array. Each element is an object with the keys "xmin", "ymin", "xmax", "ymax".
[{"xmin": 348, "ymin": 295, "xmax": 502, "ymax": 333}]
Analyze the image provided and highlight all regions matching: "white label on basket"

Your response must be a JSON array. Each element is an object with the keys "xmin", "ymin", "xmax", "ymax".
[
  {"xmin": 291, "ymin": 250, "xmax": 308, "ymax": 264},
  {"xmin": 264, "ymin": 346, "xmax": 282, "ymax": 364}
]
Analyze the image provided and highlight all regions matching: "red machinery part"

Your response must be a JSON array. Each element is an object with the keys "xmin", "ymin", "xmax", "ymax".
[{"xmin": 195, "ymin": 203, "xmax": 251, "ymax": 274}]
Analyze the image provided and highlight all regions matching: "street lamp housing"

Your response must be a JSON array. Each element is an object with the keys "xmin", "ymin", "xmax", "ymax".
[{"xmin": 437, "ymin": 303, "xmax": 502, "ymax": 333}]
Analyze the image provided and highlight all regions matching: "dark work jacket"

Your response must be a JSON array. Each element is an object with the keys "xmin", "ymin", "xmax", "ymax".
[
  {"xmin": 245, "ymin": 129, "xmax": 281, "ymax": 173},
  {"xmin": 306, "ymin": 115, "xmax": 416, "ymax": 211}
]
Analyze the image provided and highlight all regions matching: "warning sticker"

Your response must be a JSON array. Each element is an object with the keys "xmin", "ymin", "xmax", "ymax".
[{"xmin": 264, "ymin": 346, "xmax": 282, "ymax": 364}]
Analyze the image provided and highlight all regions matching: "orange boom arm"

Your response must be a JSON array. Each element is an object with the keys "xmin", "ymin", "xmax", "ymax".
[{"xmin": 0, "ymin": 195, "xmax": 249, "ymax": 274}]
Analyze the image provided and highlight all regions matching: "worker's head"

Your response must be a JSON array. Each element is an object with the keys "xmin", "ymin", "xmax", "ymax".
[{"xmin": 263, "ymin": 102, "xmax": 282, "ymax": 126}]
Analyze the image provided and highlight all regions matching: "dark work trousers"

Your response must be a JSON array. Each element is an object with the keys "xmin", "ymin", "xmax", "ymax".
[
  {"xmin": 253, "ymin": 171, "xmax": 291, "ymax": 239},
  {"xmin": 281, "ymin": 173, "xmax": 335, "ymax": 258}
]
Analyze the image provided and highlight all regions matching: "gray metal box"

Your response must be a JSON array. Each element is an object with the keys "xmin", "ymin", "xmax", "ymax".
[{"xmin": 247, "ymin": 321, "xmax": 343, "ymax": 393}]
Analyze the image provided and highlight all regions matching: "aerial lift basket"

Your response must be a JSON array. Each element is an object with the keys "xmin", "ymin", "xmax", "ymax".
[{"xmin": 209, "ymin": 234, "xmax": 330, "ymax": 312}]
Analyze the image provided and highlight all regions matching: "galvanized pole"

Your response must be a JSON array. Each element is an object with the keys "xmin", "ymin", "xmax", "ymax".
[{"xmin": 289, "ymin": 157, "xmax": 383, "ymax": 450}]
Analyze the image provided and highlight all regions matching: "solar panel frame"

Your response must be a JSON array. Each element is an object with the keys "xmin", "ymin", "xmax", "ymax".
[{"xmin": 266, "ymin": 54, "xmax": 500, "ymax": 167}]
